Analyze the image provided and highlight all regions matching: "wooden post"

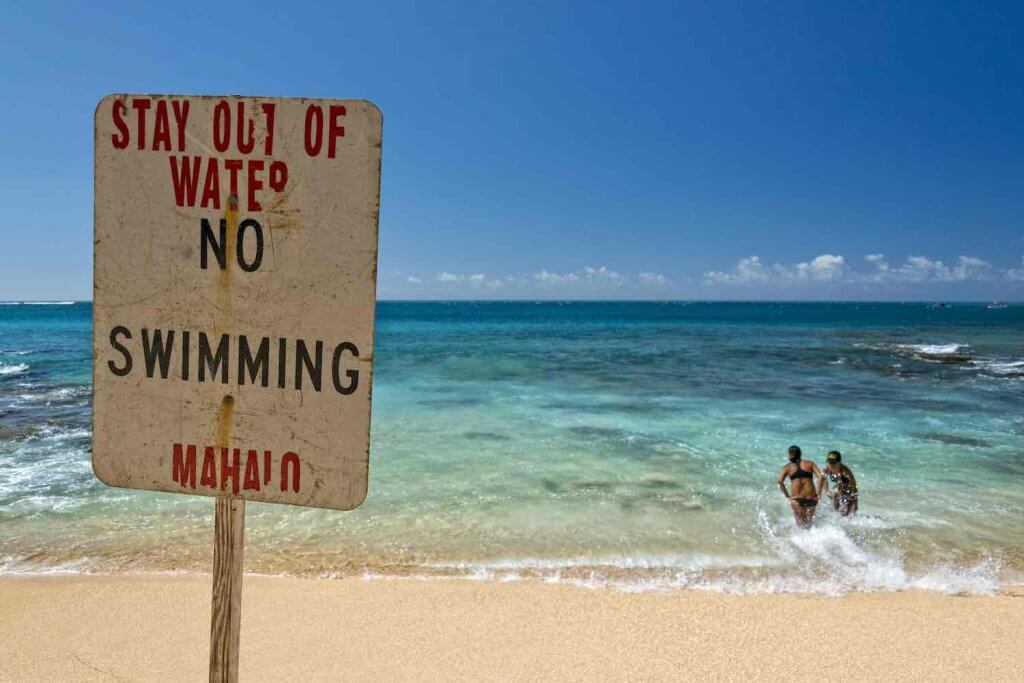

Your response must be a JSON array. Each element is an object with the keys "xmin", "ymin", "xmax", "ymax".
[{"xmin": 210, "ymin": 496, "xmax": 245, "ymax": 683}]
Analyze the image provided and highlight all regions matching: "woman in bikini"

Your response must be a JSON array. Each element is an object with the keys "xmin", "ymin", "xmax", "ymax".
[
  {"xmin": 823, "ymin": 450, "xmax": 858, "ymax": 516},
  {"xmin": 777, "ymin": 445, "xmax": 825, "ymax": 529}
]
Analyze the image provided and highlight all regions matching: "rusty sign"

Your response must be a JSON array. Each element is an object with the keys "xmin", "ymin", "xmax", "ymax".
[{"xmin": 93, "ymin": 95, "xmax": 382, "ymax": 510}]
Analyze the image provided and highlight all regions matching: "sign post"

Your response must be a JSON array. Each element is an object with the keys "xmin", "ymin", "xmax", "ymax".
[
  {"xmin": 210, "ymin": 497, "xmax": 245, "ymax": 681},
  {"xmin": 92, "ymin": 94, "xmax": 382, "ymax": 680}
]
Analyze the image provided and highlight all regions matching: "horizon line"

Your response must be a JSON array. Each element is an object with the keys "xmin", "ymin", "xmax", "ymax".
[{"xmin": 3, "ymin": 298, "xmax": 1022, "ymax": 305}]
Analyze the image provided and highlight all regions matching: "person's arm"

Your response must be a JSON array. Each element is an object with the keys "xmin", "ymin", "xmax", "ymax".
[
  {"xmin": 818, "ymin": 465, "xmax": 831, "ymax": 497},
  {"xmin": 846, "ymin": 465, "xmax": 858, "ymax": 494},
  {"xmin": 812, "ymin": 462, "xmax": 826, "ymax": 497},
  {"xmin": 778, "ymin": 466, "xmax": 791, "ymax": 499}
]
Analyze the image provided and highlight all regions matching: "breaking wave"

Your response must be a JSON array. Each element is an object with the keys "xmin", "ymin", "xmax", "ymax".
[
  {"xmin": 0, "ymin": 301, "xmax": 76, "ymax": 306},
  {"xmin": 860, "ymin": 342, "xmax": 1024, "ymax": 379},
  {"xmin": 0, "ymin": 363, "xmax": 29, "ymax": 376},
  {"xmin": 894, "ymin": 343, "xmax": 972, "ymax": 363},
  {"xmin": 970, "ymin": 359, "xmax": 1024, "ymax": 378},
  {"xmin": 373, "ymin": 504, "xmax": 1014, "ymax": 596}
]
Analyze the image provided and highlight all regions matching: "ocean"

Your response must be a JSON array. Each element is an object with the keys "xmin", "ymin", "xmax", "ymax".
[{"xmin": 2, "ymin": 300, "xmax": 1023, "ymax": 595}]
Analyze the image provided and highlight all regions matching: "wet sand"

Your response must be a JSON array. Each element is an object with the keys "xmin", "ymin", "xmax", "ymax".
[{"xmin": 0, "ymin": 574, "xmax": 1020, "ymax": 681}]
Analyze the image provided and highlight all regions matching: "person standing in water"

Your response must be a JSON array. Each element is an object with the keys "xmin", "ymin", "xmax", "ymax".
[
  {"xmin": 822, "ymin": 450, "xmax": 858, "ymax": 516},
  {"xmin": 777, "ymin": 445, "xmax": 825, "ymax": 529}
]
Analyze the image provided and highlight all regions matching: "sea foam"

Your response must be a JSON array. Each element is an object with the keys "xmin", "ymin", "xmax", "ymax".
[{"xmin": 0, "ymin": 363, "xmax": 29, "ymax": 376}]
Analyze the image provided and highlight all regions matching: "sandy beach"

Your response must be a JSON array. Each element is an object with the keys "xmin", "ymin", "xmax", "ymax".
[{"xmin": 1, "ymin": 574, "xmax": 1020, "ymax": 681}]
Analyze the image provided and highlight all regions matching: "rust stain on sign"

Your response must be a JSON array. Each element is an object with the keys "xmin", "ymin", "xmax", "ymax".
[
  {"xmin": 92, "ymin": 95, "xmax": 382, "ymax": 511},
  {"xmin": 217, "ymin": 194, "xmax": 238, "ymax": 323},
  {"xmin": 215, "ymin": 394, "xmax": 235, "ymax": 449}
]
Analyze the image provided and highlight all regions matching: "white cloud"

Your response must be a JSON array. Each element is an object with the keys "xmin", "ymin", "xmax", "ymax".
[
  {"xmin": 1007, "ymin": 257, "xmax": 1024, "ymax": 282},
  {"xmin": 398, "ymin": 252, "xmax": 1023, "ymax": 297},
  {"xmin": 533, "ymin": 269, "xmax": 580, "ymax": 285},
  {"xmin": 702, "ymin": 255, "xmax": 845, "ymax": 284},
  {"xmin": 798, "ymin": 254, "xmax": 846, "ymax": 281},
  {"xmin": 469, "ymin": 273, "xmax": 503, "ymax": 288},
  {"xmin": 706, "ymin": 253, "xmax": 1007, "ymax": 287},
  {"xmin": 864, "ymin": 254, "xmax": 890, "ymax": 282},
  {"xmin": 432, "ymin": 271, "xmax": 503, "ymax": 288},
  {"xmin": 949, "ymin": 256, "xmax": 993, "ymax": 281},
  {"xmin": 395, "ymin": 271, "xmax": 422, "ymax": 284},
  {"xmin": 582, "ymin": 266, "xmax": 625, "ymax": 285},
  {"xmin": 895, "ymin": 256, "xmax": 938, "ymax": 281},
  {"xmin": 704, "ymin": 258, "xmax": 770, "ymax": 286},
  {"xmin": 873, "ymin": 255, "xmax": 994, "ymax": 283},
  {"xmin": 638, "ymin": 271, "xmax": 669, "ymax": 286},
  {"xmin": 533, "ymin": 265, "xmax": 623, "ymax": 287}
]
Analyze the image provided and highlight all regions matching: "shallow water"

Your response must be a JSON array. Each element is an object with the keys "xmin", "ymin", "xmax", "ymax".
[{"xmin": 2, "ymin": 301, "xmax": 1023, "ymax": 594}]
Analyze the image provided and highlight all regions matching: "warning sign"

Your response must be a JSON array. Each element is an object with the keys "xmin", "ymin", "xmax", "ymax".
[{"xmin": 92, "ymin": 95, "xmax": 382, "ymax": 510}]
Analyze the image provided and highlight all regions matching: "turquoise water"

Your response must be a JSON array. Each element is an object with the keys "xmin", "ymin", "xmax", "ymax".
[{"xmin": 2, "ymin": 301, "xmax": 1023, "ymax": 594}]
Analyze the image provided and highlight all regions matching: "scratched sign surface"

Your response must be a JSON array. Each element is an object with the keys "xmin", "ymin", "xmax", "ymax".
[{"xmin": 93, "ymin": 94, "xmax": 382, "ymax": 510}]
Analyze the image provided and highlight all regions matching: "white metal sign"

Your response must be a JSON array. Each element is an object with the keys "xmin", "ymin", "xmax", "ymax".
[{"xmin": 93, "ymin": 94, "xmax": 382, "ymax": 511}]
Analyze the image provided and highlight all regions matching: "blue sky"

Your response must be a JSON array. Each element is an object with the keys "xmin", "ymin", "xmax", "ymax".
[{"xmin": 2, "ymin": 1, "xmax": 1023, "ymax": 300}]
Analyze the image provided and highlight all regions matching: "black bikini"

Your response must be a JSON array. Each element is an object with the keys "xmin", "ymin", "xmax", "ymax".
[
  {"xmin": 789, "ymin": 461, "xmax": 817, "ymax": 507},
  {"xmin": 789, "ymin": 464, "xmax": 813, "ymax": 480}
]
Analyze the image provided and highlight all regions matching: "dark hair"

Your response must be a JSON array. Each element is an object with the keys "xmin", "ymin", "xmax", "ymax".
[
  {"xmin": 788, "ymin": 445, "xmax": 802, "ymax": 457},
  {"xmin": 827, "ymin": 450, "xmax": 841, "ymax": 462}
]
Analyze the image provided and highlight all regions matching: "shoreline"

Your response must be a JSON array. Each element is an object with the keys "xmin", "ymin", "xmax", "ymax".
[
  {"xmin": 2, "ymin": 573, "xmax": 1022, "ymax": 681},
  {"xmin": 3, "ymin": 559, "xmax": 1022, "ymax": 596},
  {"xmin": 2, "ymin": 558, "xmax": 1022, "ymax": 597}
]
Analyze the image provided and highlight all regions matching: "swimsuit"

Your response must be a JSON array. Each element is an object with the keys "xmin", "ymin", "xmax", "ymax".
[
  {"xmin": 828, "ymin": 469, "xmax": 856, "ymax": 494},
  {"xmin": 789, "ymin": 468, "xmax": 812, "ymax": 480},
  {"xmin": 789, "ymin": 462, "xmax": 817, "ymax": 507},
  {"xmin": 828, "ymin": 468, "xmax": 858, "ymax": 507}
]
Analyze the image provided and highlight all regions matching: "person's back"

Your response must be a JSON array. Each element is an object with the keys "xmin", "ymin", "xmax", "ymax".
[
  {"xmin": 824, "ymin": 451, "xmax": 858, "ymax": 516},
  {"xmin": 778, "ymin": 445, "xmax": 825, "ymax": 528}
]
